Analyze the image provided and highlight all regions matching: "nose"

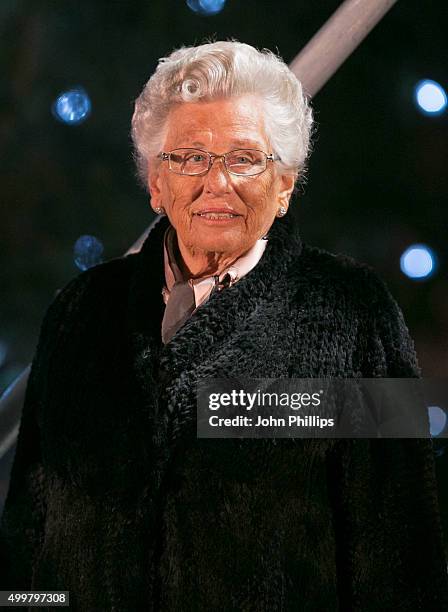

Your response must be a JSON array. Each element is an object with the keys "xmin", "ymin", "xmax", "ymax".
[{"xmin": 204, "ymin": 155, "xmax": 232, "ymax": 193}]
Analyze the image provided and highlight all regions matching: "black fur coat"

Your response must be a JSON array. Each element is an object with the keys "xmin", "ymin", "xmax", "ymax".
[{"xmin": 1, "ymin": 213, "xmax": 448, "ymax": 611}]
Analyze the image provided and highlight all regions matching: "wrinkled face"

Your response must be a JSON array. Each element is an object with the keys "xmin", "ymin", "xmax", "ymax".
[{"xmin": 148, "ymin": 95, "xmax": 295, "ymax": 257}]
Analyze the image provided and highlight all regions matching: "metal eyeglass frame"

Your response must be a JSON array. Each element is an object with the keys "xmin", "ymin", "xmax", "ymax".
[{"xmin": 157, "ymin": 148, "xmax": 281, "ymax": 177}]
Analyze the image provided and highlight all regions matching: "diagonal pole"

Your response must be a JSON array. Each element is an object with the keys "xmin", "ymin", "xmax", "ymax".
[
  {"xmin": 289, "ymin": 0, "xmax": 398, "ymax": 98},
  {"xmin": 0, "ymin": 0, "xmax": 399, "ymax": 460}
]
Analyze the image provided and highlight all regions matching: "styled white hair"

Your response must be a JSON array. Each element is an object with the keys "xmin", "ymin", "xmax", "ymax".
[{"xmin": 131, "ymin": 38, "xmax": 315, "ymax": 193}]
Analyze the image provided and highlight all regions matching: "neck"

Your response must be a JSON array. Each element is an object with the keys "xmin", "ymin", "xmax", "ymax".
[{"xmin": 176, "ymin": 240, "xmax": 248, "ymax": 279}]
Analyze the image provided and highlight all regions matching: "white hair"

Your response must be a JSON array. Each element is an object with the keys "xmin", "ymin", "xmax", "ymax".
[{"xmin": 131, "ymin": 38, "xmax": 315, "ymax": 193}]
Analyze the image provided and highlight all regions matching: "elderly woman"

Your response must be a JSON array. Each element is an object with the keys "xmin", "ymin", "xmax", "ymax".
[{"xmin": 1, "ymin": 40, "xmax": 448, "ymax": 611}]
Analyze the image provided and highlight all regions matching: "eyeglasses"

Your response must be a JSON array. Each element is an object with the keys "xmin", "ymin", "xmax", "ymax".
[{"xmin": 157, "ymin": 148, "xmax": 281, "ymax": 177}]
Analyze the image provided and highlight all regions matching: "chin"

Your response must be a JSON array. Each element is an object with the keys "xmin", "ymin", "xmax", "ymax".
[
  {"xmin": 193, "ymin": 237, "xmax": 243, "ymax": 255},
  {"xmin": 186, "ymin": 226, "xmax": 249, "ymax": 255}
]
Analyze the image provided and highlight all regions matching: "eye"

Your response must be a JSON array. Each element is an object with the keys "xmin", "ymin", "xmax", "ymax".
[
  {"xmin": 229, "ymin": 150, "xmax": 259, "ymax": 165},
  {"xmin": 186, "ymin": 153, "xmax": 206, "ymax": 162}
]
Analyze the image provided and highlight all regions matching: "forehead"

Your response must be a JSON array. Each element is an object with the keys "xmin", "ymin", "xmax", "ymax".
[{"xmin": 164, "ymin": 95, "xmax": 269, "ymax": 149}]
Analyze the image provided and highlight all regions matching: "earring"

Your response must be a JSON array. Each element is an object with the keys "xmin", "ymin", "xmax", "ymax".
[
  {"xmin": 277, "ymin": 206, "xmax": 287, "ymax": 217},
  {"xmin": 154, "ymin": 206, "xmax": 166, "ymax": 215}
]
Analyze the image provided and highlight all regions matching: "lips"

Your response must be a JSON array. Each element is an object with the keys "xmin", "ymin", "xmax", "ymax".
[{"xmin": 193, "ymin": 207, "xmax": 241, "ymax": 218}]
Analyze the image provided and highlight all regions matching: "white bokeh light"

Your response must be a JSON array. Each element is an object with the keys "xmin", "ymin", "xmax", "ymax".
[
  {"xmin": 415, "ymin": 79, "xmax": 447, "ymax": 115},
  {"xmin": 400, "ymin": 244, "xmax": 435, "ymax": 280}
]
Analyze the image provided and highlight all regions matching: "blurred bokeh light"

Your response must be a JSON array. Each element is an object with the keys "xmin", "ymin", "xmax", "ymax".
[
  {"xmin": 52, "ymin": 87, "xmax": 92, "ymax": 125},
  {"xmin": 186, "ymin": 0, "xmax": 226, "ymax": 16},
  {"xmin": 400, "ymin": 244, "xmax": 436, "ymax": 280},
  {"xmin": 428, "ymin": 405, "xmax": 447, "ymax": 437},
  {"xmin": 414, "ymin": 79, "xmax": 447, "ymax": 115},
  {"xmin": 74, "ymin": 235, "xmax": 104, "ymax": 271}
]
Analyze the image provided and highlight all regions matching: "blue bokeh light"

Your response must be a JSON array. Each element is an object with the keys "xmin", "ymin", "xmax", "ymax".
[
  {"xmin": 400, "ymin": 244, "xmax": 436, "ymax": 280},
  {"xmin": 414, "ymin": 79, "xmax": 447, "ymax": 115},
  {"xmin": 428, "ymin": 406, "xmax": 447, "ymax": 437},
  {"xmin": 53, "ymin": 87, "xmax": 91, "ymax": 125},
  {"xmin": 74, "ymin": 235, "xmax": 104, "ymax": 271},
  {"xmin": 186, "ymin": 0, "xmax": 226, "ymax": 16}
]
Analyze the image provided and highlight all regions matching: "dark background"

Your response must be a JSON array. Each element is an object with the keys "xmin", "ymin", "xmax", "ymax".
[{"xmin": 1, "ymin": 0, "xmax": 447, "ymax": 539}]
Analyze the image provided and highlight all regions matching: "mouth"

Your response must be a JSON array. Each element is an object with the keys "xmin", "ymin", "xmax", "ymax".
[
  {"xmin": 193, "ymin": 208, "xmax": 241, "ymax": 220},
  {"xmin": 194, "ymin": 212, "xmax": 239, "ymax": 219}
]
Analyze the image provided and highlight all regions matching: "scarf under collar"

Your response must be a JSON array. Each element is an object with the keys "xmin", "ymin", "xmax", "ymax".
[{"xmin": 126, "ymin": 211, "xmax": 303, "ymax": 378}]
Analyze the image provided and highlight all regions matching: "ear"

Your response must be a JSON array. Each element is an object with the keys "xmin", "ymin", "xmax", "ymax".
[
  {"xmin": 148, "ymin": 163, "xmax": 163, "ymax": 210},
  {"xmin": 277, "ymin": 173, "xmax": 296, "ymax": 209}
]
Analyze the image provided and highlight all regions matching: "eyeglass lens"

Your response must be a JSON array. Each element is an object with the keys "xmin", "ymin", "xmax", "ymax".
[{"xmin": 169, "ymin": 148, "xmax": 266, "ymax": 175}]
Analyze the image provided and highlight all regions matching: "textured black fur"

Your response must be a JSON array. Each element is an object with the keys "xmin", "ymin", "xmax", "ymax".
[{"xmin": 1, "ymin": 213, "xmax": 448, "ymax": 611}]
